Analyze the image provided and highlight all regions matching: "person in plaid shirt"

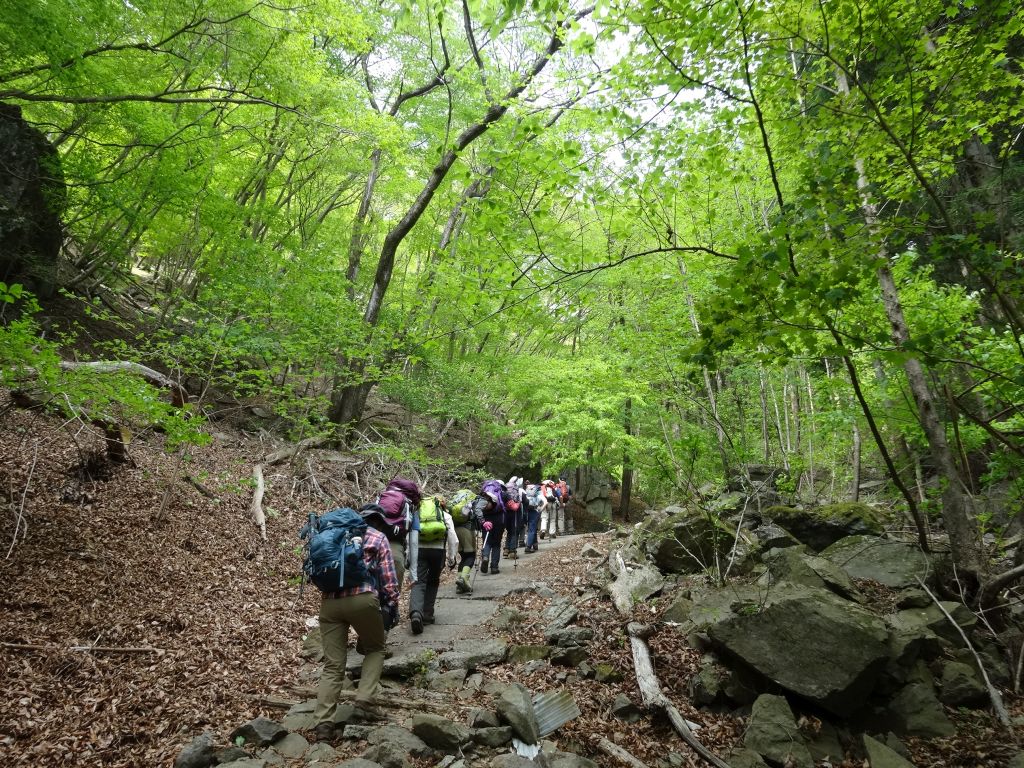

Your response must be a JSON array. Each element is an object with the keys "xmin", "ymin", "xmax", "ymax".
[{"xmin": 312, "ymin": 526, "xmax": 399, "ymax": 740}]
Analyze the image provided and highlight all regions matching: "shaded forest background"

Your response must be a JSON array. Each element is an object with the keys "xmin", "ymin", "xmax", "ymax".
[{"xmin": 1, "ymin": 0, "xmax": 1023, "ymax": 589}]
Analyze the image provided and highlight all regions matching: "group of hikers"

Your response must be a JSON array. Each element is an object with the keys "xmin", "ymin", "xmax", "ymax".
[{"xmin": 300, "ymin": 474, "xmax": 574, "ymax": 740}]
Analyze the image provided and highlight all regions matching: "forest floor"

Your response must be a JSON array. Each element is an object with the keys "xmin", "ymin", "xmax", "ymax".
[{"xmin": 2, "ymin": 392, "xmax": 1021, "ymax": 768}]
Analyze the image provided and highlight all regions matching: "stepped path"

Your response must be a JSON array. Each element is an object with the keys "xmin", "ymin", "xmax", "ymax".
[{"xmin": 335, "ymin": 533, "xmax": 583, "ymax": 672}]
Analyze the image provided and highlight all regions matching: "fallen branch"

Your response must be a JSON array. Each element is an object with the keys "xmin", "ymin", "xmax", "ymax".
[
  {"xmin": 2, "ymin": 642, "xmax": 162, "ymax": 654},
  {"xmin": 59, "ymin": 360, "xmax": 187, "ymax": 407},
  {"xmin": 627, "ymin": 622, "xmax": 731, "ymax": 768},
  {"xmin": 264, "ymin": 435, "xmax": 330, "ymax": 466},
  {"xmin": 184, "ymin": 474, "xmax": 218, "ymax": 499},
  {"xmin": 250, "ymin": 464, "xmax": 267, "ymax": 540},
  {"xmin": 288, "ymin": 684, "xmax": 448, "ymax": 713},
  {"xmin": 916, "ymin": 579, "xmax": 1012, "ymax": 729},
  {"xmin": 597, "ymin": 737, "xmax": 652, "ymax": 768}
]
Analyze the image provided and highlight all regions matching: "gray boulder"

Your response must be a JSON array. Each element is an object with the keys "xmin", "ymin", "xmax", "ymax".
[
  {"xmin": 742, "ymin": 694, "xmax": 813, "ymax": 768},
  {"xmin": 707, "ymin": 584, "xmax": 890, "ymax": 715},
  {"xmin": 544, "ymin": 598, "xmax": 579, "ymax": 629},
  {"xmin": 496, "ymin": 684, "xmax": 540, "ymax": 743},
  {"xmin": 337, "ymin": 760, "xmax": 384, "ymax": 768},
  {"xmin": 544, "ymin": 626, "xmax": 595, "ymax": 647},
  {"xmin": 764, "ymin": 503, "xmax": 885, "ymax": 551},
  {"xmin": 229, "ymin": 718, "xmax": 286, "ymax": 748},
  {"xmin": 217, "ymin": 760, "xmax": 266, "ymax": 768},
  {"xmin": 662, "ymin": 593, "xmax": 695, "ymax": 623},
  {"xmin": 268, "ymin": 732, "xmax": 307, "ymax": 758},
  {"xmin": 472, "ymin": 726, "xmax": 514, "ymax": 747},
  {"xmin": 725, "ymin": 748, "xmax": 769, "ymax": 768},
  {"xmin": 608, "ymin": 557, "xmax": 665, "ymax": 614},
  {"xmin": 643, "ymin": 510, "xmax": 756, "ymax": 574},
  {"xmin": 174, "ymin": 732, "xmax": 217, "ymax": 768},
  {"xmin": 762, "ymin": 547, "xmax": 862, "ymax": 601},
  {"xmin": 365, "ymin": 725, "xmax": 432, "ymax": 759},
  {"xmin": 508, "ymin": 644, "xmax": 551, "ymax": 663},
  {"xmin": 750, "ymin": 522, "xmax": 801, "ymax": 550},
  {"xmin": 863, "ymin": 735, "xmax": 916, "ymax": 768},
  {"xmin": 885, "ymin": 682, "xmax": 956, "ymax": 738},
  {"xmin": 215, "ymin": 747, "xmax": 249, "ymax": 765},
  {"xmin": 610, "ymin": 694, "xmax": 643, "ymax": 723},
  {"xmin": 939, "ymin": 661, "xmax": 988, "ymax": 707},
  {"xmin": 689, "ymin": 658, "xmax": 757, "ymax": 706},
  {"xmin": 410, "ymin": 714, "xmax": 470, "ymax": 752},
  {"xmin": 439, "ymin": 639, "xmax": 508, "ymax": 670},
  {"xmin": 548, "ymin": 753, "xmax": 599, "ymax": 768},
  {"xmin": 360, "ymin": 741, "xmax": 409, "ymax": 768},
  {"xmin": 550, "ymin": 645, "xmax": 589, "ymax": 666},
  {"xmin": 580, "ymin": 543, "xmax": 605, "ymax": 560},
  {"xmin": 893, "ymin": 602, "xmax": 977, "ymax": 646},
  {"xmin": 819, "ymin": 536, "xmax": 932, "ymax": 588}
]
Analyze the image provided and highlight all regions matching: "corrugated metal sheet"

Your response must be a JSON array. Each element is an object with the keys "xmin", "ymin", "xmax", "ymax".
[{"xmin": 533, "ymin": 690, "xmax": 581, "ymax": 738}]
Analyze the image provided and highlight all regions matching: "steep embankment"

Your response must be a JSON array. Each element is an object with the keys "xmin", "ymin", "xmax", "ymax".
[{"xmin": 0, "ymin": 397, "xmax": 335, "ymax": 766}]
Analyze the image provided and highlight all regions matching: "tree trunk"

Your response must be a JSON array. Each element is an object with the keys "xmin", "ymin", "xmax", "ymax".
[{"xmin": 620, "ymin": 397, "xmax": 633, "ymax": 522}]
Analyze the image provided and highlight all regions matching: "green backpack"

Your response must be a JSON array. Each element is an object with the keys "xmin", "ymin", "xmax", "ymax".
[
  {"xmin": 449, "ymin": 489, "xmax": 475, "ymax": 525},
  {"xmin": 418, "ymin": 496, "xmax": 449, "ymax": 543}
]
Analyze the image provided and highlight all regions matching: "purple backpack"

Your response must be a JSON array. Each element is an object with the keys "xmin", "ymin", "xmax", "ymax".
[
  {"xmin": 366, "ymin": 477, "xmax": 421, "ymax": 541},
  {"xmin": 481, "ymin": 479, "xmax": 508, "ymax": 514}
]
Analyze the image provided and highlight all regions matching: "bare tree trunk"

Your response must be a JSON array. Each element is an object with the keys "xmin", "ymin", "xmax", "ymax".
[
  {"xmin": 850, "ymin": 423, "xmax": 861, "ymax": 502},
  {"xmin": 620, "ymin": 397, "xmax": 633, "ymax": 522},
  {"xmin": 835, "ymin": 67, "xmax": 985, "ymax": 578}
]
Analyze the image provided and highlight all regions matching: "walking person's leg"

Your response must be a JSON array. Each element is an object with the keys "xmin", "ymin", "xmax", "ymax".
[
  {"xmin": 347, "ymin": 592, "xmax": 387, "ymax": 709},
  {"xmin": 312, "ymin": 597, "xmax": 350, "ymax": 737},
  {"xmin": 422, "ymin": 548, "xmax": 443, "ymax": 622},
  {"xmin": 455, "ymin": 525, "xmax": 475, "ymax": 593},
  {"xmin": 489, "ymin": 523, "xmax": 505, "ymax": 572},
  {"xmin": 409, "ymin": 550, "xmax": 432, "ymax": 634}
]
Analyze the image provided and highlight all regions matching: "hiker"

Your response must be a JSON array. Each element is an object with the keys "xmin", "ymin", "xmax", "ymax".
[
  {"xmin": 473, "ymin": 479, "xmax": 511, "ymax": 574},
  {"xmin": 504, "ymin": 476, "xmax": 525, "ymax": 559},
  {"xmin": 541, "ymin": 479, "xmax": 561, "ymax": 539},
  {"xmin": 407, "ymin": 494, "xmax": 458, "ymax": 634},
  {"xmin": 448, "ymin": 488, "xmax": 479, "ymax": 593},
  {"xmin": 302, "ymin": 509, "xmax": 400, "ymax": 739},
  {"xmin": 558, "ymin": 477, "xmax": 574, "ymax": 535},
  {"xmin": 360, "ymin": 477, "xmax": 421, "ymax": 590},
  {"xmin": 523, "ymin": 481, "xmax": 544, "ymax": 553}
]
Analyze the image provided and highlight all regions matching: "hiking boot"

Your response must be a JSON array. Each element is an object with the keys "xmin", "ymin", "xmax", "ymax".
[
  {"xmin": 410, "ymin": 612, "xmax": 424, "ymax": 635},
  {"xmin": 313, "ymin": 722, "xmax": 335, "ymax": 742},
  {"xmin": 480, "ymin": 561, "xmax": 488, "ymax": 574},
  {"xmin": 505, "ymin": 549, "xmax": 518, "ymax": 560},
  {"xmin": 491, "ymin": 566, "xmax": 500, "ymax": 575},
  {"xmin": 424, "ymin": 615, "xmax": 436, "ymax": 624},
  {"xmin": 455, "ymin": 576, "xmax": 470, "ymax": 593}
]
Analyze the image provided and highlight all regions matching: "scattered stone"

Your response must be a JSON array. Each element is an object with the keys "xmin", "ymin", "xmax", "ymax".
[
  {"xmin": 544, "ymin": 599, "xmax": 579, "ymax": 629},
  {"xmin": 1008, "ymin": 752, "xmax": 1024, "ymax": 768},
  {"xmin": 689, "ymin": 658, "xmax": 756, "ymax": 706},
  {"xmin": 662, "ymin": 593, "xmax": 695, "ymax": 624},
  {"xmin": 361, "ymin": 741, "xmax": 409, "ymax": 768},
  {"xmin": 939, "ymin": 661, "xmax": 988, "ymax": 707},
  {"xmin": 410, "ymin": 714, "xmax": 470, "ymax": 752},
  {"xmin": 174, "ymin": 732, "xmax": 217, "ymax": 768},
  {"xmin": 610, "ymin": 694, "xmax": 643, "ymax": 723},
  {"xmin": 430, "ymin": 669, "xmax": 467, "ymax": 692},
  {"xmin": 580, "ymin": 543, "xmax": 605, "ymax": 559},
  {"xmin": 550, "ymin": 645, "xmax": 589, "ymax": 666},
  {"xmin": 304, "ymin": 742, "xmax": 338, "ymax": 763},
  {"xmin": 521, "ymin": 659, "xmax": 547, "ymax": 675},
  {"xmin": 547, "ymin": 752, "xmax": 599, "ymax": 767},
  {"xmin": 863, "ymin": 734, "xmax": 916, "ymax": 768},
  {"xmin": 508, "ymin": 644, "xmax": 551, "ymax": 663},
  {"xmin": 750, "ymin": 523, "xmax": 801, "ymax": 551},
  {"xmin": 742, "ymin": 694, "xmax": 813, "ymax": 768},
  {"xmin": 470, "ymin": 708, "xmax": 500, "ymax": 728},
  {"xmin": 217, "ymin": 760, "xmax": 266, "ymax": 768},
  {"xmin": 894, "ymin": 602, "xmax": 977, "ymax": 646},
  {"xmin": 340, "ymin": 725, "xmax": 372, "ymax": 741},
  {"xmin": 643, "ymin": 511, "xmax": 754, "ymax": 574},
  {"xmin": 382, "ymin": 649, "xmax": 436, "ymax": 678},
  {"xmin": 472, "ymin": 726, "xmax": 514, "ymax": 747},
  {"xmin": 496, "ymin": 684, "xmax": 541, "ymax": 744},
  {"xmin": 257, "ymin": 749, "xmax": 284, "ymax": 766},
  {"xmin": 803, "ymin": 721, "xmax": 844, "ymax": 763},
  {"xmin": 229, "ymin": 718, "xmax": 287, "ymax": 748},
  {"xmin": 215, "ymin": 747, "xmax": 250, "ymax": 765},
  {"xmin": 267, "ymin": 732, "xmax": 307, "ymax": 759},
  {"xmin": 365, "ymin": 725, "xmax": 433, "ymax": 759},
  {"xmin": 763, "ymin": 548, "xmax": 862, "ymax": 601},
  {"xmin": 493, "ymin": 607, "xmax": 527, "ymax": 630},
  {"xmin": 544, "ymin": 626, "xmax": 595, "ymax": 646},
  {"xmin": 439, "ymin": 639, "xmax": 508, "ymax": 670},
  {"xmin": 336, "ymin": 759, "xmax": 384, "ymax": 768},
  {"xmin": 594, "ymin": 663, "xmax": 622, "ymax": 683},
  {"xmin": 886, "ymin": 682, "xmax": 956, "ymax": 738},
  {"xmin": 491, "ymin": 756, "xmax": 537, "ymax": 768}
]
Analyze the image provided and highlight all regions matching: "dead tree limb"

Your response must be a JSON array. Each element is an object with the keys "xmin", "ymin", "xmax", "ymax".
[
  {"xmin": 917, "ymin": 579, "xmax": 1012, "ymax": 729},
  {"xmin": 264, "ymin": 435, "xmax": 330, "ymax": 465},
  {"xmin": 59, "ymin": 360, "xmax": 187, "ymax": 406},
  {"xmin": 627, "ymin": 622, "xmax": 731, "ymax": 768},
  {"xmin": 250, "ymin": 464, "xmax": 267, "ymax": 540},
  {"xmin": 597, "ymin": 738, "xmax": 652, "ymax": 768},
  {"xmin": 184, "ymin": 474, "xmax": 218, "ymax": 499}
]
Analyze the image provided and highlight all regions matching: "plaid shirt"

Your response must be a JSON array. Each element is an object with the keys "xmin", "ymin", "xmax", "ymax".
[{"xmin": 322, "ymin": 527, "xmax": 399, "ymax": 608}]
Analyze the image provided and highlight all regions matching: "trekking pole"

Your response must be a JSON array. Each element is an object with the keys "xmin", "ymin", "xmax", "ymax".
[{"xmin": 470, "ymin": 529, "xmax": 489, "ymax": 592}]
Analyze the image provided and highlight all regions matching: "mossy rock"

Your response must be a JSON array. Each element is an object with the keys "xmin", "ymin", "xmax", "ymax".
[
  {"xmin": 763, "ymin": 503, "xmax": 885, "ymax": 552},
  {"xmin": 642, "ymin": 510, "xmax": 759, "ymax": 574}
]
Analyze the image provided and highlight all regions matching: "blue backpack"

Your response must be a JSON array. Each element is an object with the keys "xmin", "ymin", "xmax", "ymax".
[{"xmin": 300, "ymin": 508, "xmax": 371, "ymax": 592}]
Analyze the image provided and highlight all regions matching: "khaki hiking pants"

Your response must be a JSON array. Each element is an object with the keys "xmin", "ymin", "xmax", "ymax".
[
  {"xmin": 313, "ymin": 590, "xmax": 386, "ymax": 726},
  {"xmin": 546, "ymin": 502, "xmax": 564, "ymax": 537}
]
